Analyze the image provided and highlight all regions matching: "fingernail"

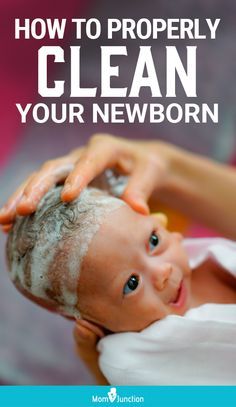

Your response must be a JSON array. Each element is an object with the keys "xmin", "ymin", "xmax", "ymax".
[
  {"xmin": 17, "ymin": 197, "xmax": 29, "ymax": 211},
  {"xmin": 62, "ymin": 184, "xmax": 72, "ymax": 194},
  {"xmin": 18, "ymin": 196, "xmax": 28, "ymax": 205},
  {"xmin": 135, "ymin": 201, "xmax": 149, "ymax": 215},
  {"xmin": 19, "ymin": 196, "xmax": 35, "ymax": 208},
  {"xmin": 125, "ymin": 193, "xmax": 149, "ymax": 214},
  {"xmin": 16, "ymin": 197, "xmax": 36, "ymax": 215},
  {"xmin": 75, "ymin": 326, "xmax": 87, "ymax": 339},
  {"xmin": 1, "ymin": 224, "xmax": 12, "ymax": 233}
]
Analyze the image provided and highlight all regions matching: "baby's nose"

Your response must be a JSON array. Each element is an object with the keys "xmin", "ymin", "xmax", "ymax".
[{"xmin": 152, "ymin": 263, "xmax": 173, "ymax": 291}]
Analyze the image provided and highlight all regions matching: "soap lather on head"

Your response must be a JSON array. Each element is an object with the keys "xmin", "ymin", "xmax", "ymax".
[{"xmin": 6, "ymin": 184, "xmax": 125, "ymax": 319}]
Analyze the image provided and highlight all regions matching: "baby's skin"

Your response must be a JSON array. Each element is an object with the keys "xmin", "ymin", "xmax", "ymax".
[
  {"xmin": 77, "ymin": 204, "xmax": 236, "ymax": 333},
  {"xmin": 7, "ymin": 189, "xmax": 236, "ymax": 384}
]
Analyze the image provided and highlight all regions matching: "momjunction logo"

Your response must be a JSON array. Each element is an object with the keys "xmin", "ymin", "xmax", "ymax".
[{"xmin": 92, "ymin": 387, "xmax": 144, "ymax": 404}]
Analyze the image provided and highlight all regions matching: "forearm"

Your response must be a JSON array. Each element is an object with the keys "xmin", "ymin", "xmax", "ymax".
[
  {"xmin": 2, "ymin": 133, "xmax": 235, "ymax": 239},
  {"xmin": 151, "ymin": 143, "xmax": 236, "ymax": 239}
]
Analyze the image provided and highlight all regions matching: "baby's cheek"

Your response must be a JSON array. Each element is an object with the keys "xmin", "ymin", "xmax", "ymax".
[
  {"xmin": 174, "ymin": 251, "xmax": 191, "ymax": 276},
  {"xmin": 168, "ymin": 238, "xmax": 190, "ymax": 274},
  {"xmin": 141, "ymin": 291, "xmax": 167, "ymax": 321},
  {"xmin": 178, "ymin": 249, "xmax": 191, "ymax": 276}
]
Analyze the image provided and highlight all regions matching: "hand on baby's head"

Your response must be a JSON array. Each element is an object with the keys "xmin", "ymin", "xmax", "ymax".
[
  {"xmin": 6, "ymin": 184, "xmax": 190, "ymax": 333},
  {"xmin": 6, "ymin": 185, "xmax": 125, "ymax": 319}
]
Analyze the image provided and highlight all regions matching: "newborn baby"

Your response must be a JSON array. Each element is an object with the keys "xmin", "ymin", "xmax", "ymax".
[{"xmin": 6, "ymin": 185, "xmax": 236, "ymax": 333}]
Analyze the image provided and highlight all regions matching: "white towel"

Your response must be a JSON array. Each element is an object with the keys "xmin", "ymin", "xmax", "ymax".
[{"xmin": 98, "ymin": 238, "xmax": 236, "ymax": 385}]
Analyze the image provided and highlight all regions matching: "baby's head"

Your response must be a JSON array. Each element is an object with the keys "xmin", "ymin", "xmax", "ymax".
[{"xmin": 6, "ymin": 186, "xmax": 192, "ymax": 333}]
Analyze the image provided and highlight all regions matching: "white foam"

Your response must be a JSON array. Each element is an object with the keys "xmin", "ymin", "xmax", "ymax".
[{"xmin": 9, "ymin": 187, "xmax": 126, "ymax": 318}]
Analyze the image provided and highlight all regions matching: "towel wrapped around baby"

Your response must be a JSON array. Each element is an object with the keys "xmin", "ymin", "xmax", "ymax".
[{"xmin": 98, "ymin": 238, "xmax": 236, "ymax": 385}]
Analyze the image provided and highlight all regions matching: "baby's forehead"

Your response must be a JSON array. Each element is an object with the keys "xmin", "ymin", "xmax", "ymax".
[
  {"xmin": 115, "ymin": 209, "xmax": 155, "ymax": 251},
  {"xmin": 101, "ymin": 204, "xmax": 152, "ymax": 235},
  {"xmin": 80, "ymin": 207, "xmax": 151, "ymax": 279}
]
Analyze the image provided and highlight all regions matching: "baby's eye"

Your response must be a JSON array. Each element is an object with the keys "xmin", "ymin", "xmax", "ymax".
[
  {"xmin": 149, "ymin": 231, "xmax": 160, "ymax": 252},
  {"xmin": 123, "ymin": 275, "xmax": 139, "ymax": 295}
]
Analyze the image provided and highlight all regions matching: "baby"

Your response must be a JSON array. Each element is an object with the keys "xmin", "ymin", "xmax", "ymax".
[{"xmin": 6, "ymin": 185, "xmax": 236, "ymax": 334}]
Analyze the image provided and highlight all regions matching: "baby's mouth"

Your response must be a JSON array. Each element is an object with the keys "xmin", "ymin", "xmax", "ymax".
[{"xmin": 169, "ymin": 280, "xmax": 186, "ymax": 308}]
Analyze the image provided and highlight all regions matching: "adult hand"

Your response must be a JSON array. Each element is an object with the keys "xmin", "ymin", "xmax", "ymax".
[
  {"xmin": 1, "ymin": 133, "xmax": 236, "ymax": 238},
  {"xmin": 0, "ymin": 134, "xmax": 175, "ymax": 228},
  {"xmin": 0, "ymin": 148, "xmax": 84, "ymax": 229},
  {"xmin": 60, "ymin": 134, "xmax": 173, "ymax": 214},
  {"xmin": 74, "ymin": 319, "xmax": 108, "ymax": 385}
]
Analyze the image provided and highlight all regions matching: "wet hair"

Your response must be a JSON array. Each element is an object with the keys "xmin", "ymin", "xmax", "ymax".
[{"xmin": 6, "ymin": 185, "xmax": 124, "ymax": 318}]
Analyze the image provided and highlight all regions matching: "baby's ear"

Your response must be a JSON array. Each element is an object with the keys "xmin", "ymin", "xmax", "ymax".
[{"xmin": 151, "ymin": 212, "xmax": 168, "ymax": 228}]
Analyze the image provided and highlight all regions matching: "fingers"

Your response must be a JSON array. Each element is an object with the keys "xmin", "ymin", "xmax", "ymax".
[
  {"xmin": 1, "ymin": 224, "xmax": 13, "ymax": 233},
  {"xmin": 74, "ymin": 324, "xmax": 97, "ymax": 347},
  {"xmin": 0, "ymin": 173, "xmax": 36, "ymax": 225},
  {"xmin": 0, "ymin": 134, "xmax": 169, "ymax": 229},
  {"xmin": 16, "ymin": 174, "xmax": 55, "ymax": 216},
  {"xmin": 75, "ymin": 319, "xmax": 105, "ymax": 339},
  {"xmin": 61, "ymin": 136, "xmax": 122, "ymax": 201},
  {"xmin": 0, "ymin": 134, "xmax": 125, "ymax": 225},
  {"xmin": 73, "ymin": 319, "xmax": 104, "ymax": 350},
  {"xmin": 17, "ymin": 160, "xmax": 76, "ymax": 215},
  {"xmin": 0, "ymin": 156, "xmax": 78, "ymax": 226},
  {"xmin": 121, "ymin": 153, "xmax": 164, "ymax": 214}
]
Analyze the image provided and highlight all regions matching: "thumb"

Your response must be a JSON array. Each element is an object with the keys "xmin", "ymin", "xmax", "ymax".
[{"xmin": 75, "ymin": 319, "xmax": 105, "ymax": 338}]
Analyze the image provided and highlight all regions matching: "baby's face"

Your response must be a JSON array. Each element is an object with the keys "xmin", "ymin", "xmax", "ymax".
[{"xmin": 78, "ymin": 205, "xmax": 192, "ymax": 332}]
